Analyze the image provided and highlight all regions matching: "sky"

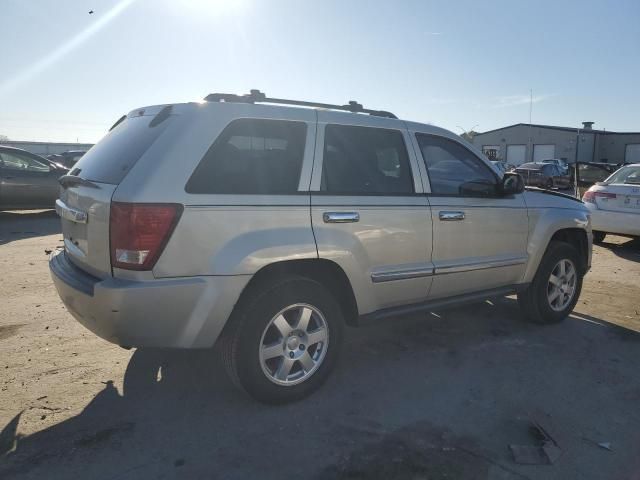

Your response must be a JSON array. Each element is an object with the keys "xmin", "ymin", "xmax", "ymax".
[{"xmin": 1, "ymin": 0, "xmax": 639, "ymax": 143}]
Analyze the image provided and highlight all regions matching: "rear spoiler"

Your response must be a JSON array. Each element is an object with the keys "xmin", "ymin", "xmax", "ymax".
[{"xmin": 58, "ymin": 175, "xmax": 100, "ymax": 190}]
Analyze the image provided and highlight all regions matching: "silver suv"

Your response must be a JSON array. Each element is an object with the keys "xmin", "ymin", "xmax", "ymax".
[{"xmin": 50, "ymin": 90, "xmax": 592, "ymax": 403}]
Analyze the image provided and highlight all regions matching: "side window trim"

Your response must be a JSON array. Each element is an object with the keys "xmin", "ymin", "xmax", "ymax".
[
  {"xmin": 313, "ymin": 123, "xmax": 418, "ymax": 197},
  {"xmin": 414, "ymin": 132, "xmax": 500, "ymax": 198}
]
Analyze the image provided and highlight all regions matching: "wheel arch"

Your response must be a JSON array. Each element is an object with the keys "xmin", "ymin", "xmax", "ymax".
[
  {"xmin": 549, "ymin": 228, "xmax": 589, "ymax": 274},
  {"xmin": 230, "ymin": 258, "xmax": 359, "ymax": 327},
  {"xmin": 522, "ymin": 208, "xmax": 591, "ymax": 283}
]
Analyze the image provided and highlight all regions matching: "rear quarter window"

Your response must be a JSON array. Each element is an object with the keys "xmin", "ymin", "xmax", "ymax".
[
  {"xmin": 185, "ymin": 118, "xmax": 307, "ymax": 195},
  {"xmin": 72, "ymin": 114, "xmax": 172, "ymax": 184}
]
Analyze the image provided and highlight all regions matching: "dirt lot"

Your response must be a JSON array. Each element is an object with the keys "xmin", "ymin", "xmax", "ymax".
[{"xmin": 1, "ymin": 210, "xmax": 640, "ymax": 480}]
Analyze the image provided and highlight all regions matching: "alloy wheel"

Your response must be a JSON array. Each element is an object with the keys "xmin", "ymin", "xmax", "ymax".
[
  {"xmin": 259, "ymin": 304, "xmax": 329, "ymax": 386},
  {"xmin": 547, "ymin": 259, "xmax": 577, "ymax": 311}
]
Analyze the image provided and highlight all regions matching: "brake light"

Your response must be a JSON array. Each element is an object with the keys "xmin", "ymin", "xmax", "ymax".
[
  {"xmin": 110, "ymin": 203, "xmax": 182, "ymax": 271},
  {"xmin": 583, "ymin": 190, "xmax": 616, "ymax": 203}
]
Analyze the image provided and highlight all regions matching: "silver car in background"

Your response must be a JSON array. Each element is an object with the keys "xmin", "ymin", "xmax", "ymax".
[{"xmin": 49, "ymin": 90, "xmax": 592, "ymax": 403}]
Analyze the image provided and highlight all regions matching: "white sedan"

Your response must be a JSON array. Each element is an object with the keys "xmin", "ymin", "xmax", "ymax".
[{"xmin": 583, "ymin": 163, "xmax": 640, "ymax": 243}]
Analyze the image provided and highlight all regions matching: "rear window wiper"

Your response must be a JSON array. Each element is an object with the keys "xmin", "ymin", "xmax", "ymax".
[{"xmin": 58, "ymin": 175, "xmax": 100, "ymax": 189}]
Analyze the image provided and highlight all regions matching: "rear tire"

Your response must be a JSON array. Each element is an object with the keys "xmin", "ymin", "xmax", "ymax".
[
  {"xmin": 545, "ymin": 178, "xmax": 554, "ymax": 189},
  {"xmin": 592, "ymin": 231, "xmax": 606, "ymax": 244},
  {"xmin": 219, "ymin": 276, "xmax": 344, "ymax": 404},
  {"xmin": 517, "ymin": 241, "xmax": 583, "ymax": 324}
]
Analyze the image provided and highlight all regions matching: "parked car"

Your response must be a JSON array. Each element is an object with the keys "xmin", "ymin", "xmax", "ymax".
[
  {"xmin": 515, "ymin": 162, "xmax": 572, "ymax": 189},
  {"xmin": 583, "ymin": 163, "xmax": 640, "ymax": 243},
  {"xmin": 50, "ymin": 90, "xmax": 592, "ymax": 404},
  {"xmin": 0, "ymin": 146, "xmax": 68, "ymax": 210},
  {"xmin": 574, "ymin": 162, "xmax": 621, "ymax": 198},
  {"xmin": 47, "ymin": 150, "xmax": 87, "ymax": 169},
  {"xmin": 541, "ymin": 158, "xmax": 569, "ymax": 175}
]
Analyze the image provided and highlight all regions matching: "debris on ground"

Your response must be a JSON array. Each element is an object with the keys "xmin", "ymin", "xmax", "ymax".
[{"xmin": 509, "ymin": 419, "xmax": 562, "ymax": 465}]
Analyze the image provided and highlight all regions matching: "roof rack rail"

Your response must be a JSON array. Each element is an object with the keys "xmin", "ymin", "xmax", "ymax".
[{"xmin": 203, "ymin": 89, "xmax": 397, "ymax": 119}]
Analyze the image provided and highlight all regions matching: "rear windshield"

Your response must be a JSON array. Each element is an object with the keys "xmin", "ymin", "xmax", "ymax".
[
  {"xmin": 605, "ymin": 165, "xmax": 640, "ymax": 185},
  {"xmin": 72, "ymin": 114, "xmax": 172, "ymax": 184}
]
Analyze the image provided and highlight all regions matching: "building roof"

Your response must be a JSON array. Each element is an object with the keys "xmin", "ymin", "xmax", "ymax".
[{"xmin": 476, "ymin": 123, "xmax": 640, "ymax": 136}]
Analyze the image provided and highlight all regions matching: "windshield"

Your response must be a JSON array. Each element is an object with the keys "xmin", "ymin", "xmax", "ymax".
[{"xmin": 605, "ymin": 165, "xmax": 640, "ymax": 185}]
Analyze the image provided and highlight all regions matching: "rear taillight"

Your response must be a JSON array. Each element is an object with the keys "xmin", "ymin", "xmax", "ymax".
[
  {"xmin": 583, "ymin": 190, "xmax": 616, "ymax": 203},
  {"xmin": 110, "ymin": 203, "xmax": 182, "ymax": 271}
]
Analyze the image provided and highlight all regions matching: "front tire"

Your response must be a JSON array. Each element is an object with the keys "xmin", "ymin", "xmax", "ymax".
[
  {"xmin": 219, "ymin": 276, "xmax": 344, "ymax": 404},
  {"xmin": 517, "ymin": 241, "xmax": 583, "ymax": 324},
  {"xmin": 592, "ymin": 231, "xmax": 606, "ymax": 244}
]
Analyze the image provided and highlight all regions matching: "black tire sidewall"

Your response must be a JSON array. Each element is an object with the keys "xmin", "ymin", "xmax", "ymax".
[
  {"xmin": 593, "ymin": 231, "xmax": 606, "ymax": 244},
  {"xmin": 530, "ymin": 242, "xmax": 583, "ymax": 323},
  {"xmin": 234, "ymin": 277, "xmax": 344, "ymax": 404}
]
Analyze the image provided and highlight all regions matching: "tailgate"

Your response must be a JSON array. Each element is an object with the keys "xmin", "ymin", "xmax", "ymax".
[
  {"xmin": 57, "ymin": 183, "xmax": 117, "ymax": 278},
  {"xmin": 54, "ymin": 106, "xmax": 178, "ymax": 278}
]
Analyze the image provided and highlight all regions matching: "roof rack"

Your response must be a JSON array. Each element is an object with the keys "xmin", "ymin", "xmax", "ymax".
[{"xmin": 204, "ymin": 89, "xmax": 397, "ymax": 119}]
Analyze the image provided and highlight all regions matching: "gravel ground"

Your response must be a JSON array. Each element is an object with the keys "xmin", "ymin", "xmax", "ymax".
[{"xmin": 1, "ymin": 209, "xmax": 639, "ymax": 480}]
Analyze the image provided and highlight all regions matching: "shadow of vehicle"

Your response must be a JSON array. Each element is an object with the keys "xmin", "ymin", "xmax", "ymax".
[
  {"xmin": 599, "ymin": 236, "xmax": 640, "ymax": 263},
  {"xmin": 0, "ymin": 210, "xmax": 60, "ymax": 246},
  {"xmin": 2, "ymin": 298, "xmax": 640, "ymax": 479}
]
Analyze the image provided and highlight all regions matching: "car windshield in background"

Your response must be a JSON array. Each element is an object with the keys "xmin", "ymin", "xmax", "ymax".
[
  {"xmin": 71, "ymin": 114, "xmax": 173, "ymax": 184},
  {"xmin": 577, "ymin": 164, "xmax": 612, "ymax": 184},
  {"xmin": 605, "ymin": 165, "xmax": 640, "ymax": 185}
]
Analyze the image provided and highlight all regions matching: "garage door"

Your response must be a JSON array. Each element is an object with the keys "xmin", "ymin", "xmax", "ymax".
[
  {"xmin": 506, "ymin": 145, "xmax": 526, "ymax": 165},
  {"xmin": 625, "ymin": 144, "xmax": 640, "ymax": 164},
  {"xmin": 533, "ymin": 144, "xmax": 555, "ymax": 162}
]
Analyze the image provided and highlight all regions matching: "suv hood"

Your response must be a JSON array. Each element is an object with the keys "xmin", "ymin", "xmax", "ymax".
[{"xmin": 523, "ymin": 188, "xmax": 586, "ymax": 210}]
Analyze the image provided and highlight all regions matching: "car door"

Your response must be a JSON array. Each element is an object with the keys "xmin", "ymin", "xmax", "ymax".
[
  {"xmin": 410, "ymin": 132, "xmax": 529, "ymax": 300},
  {"xmin": 0, "ymin": 150, "xmax": 59, "ymax": 208},
  {"xmin": 310, "ymin": 112, "xmax": 433, "ymax": 316}
]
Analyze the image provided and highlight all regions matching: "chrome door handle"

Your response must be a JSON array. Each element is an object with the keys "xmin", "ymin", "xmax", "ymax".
[
  {"xmin": 323, "ymin": 212, "xmax": 360, "ymax": 223},
  {"xmin": 439, "ymin": 211, "xmax": 465, "ymax": 221}
]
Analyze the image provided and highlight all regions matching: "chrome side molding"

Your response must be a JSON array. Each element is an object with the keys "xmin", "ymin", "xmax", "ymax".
[{"xmin": 371, "ymin": 264, "xmax": 435, "ymax": 283}]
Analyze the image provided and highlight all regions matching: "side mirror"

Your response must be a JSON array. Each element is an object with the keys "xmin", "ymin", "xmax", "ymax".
[{"xmin": 501, "ymin": 172, "xmax": 525, "ymax": 195}]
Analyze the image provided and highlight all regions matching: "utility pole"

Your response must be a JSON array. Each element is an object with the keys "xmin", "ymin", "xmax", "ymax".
[{"xmin": 527, "ymin": 89, "xmax": 533, "ymax": 162}]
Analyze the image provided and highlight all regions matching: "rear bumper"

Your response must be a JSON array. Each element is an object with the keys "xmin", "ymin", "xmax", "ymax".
[
  {"xmin": 586, "ymin": 204, "xmax": 640, "ymax": 237},
  {"xmin": 49, "ymin": 250, "xmax": 249, "ymax": 348}
]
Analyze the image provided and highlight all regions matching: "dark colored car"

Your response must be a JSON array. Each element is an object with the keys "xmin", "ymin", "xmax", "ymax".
[
  {"xmin": 515, "ymin": 162, "xmax": 572, "ymax": 189},
  {"xmin": 573, "ymin": 162, "xmax": 622, "ymax": 198},
  {"xmin": 0, "ymin": 146, "xmax": 69, "ymax": 210},
  {"xmin": 47, "ymin": 150, "xmax": 87, "ymax": 169}
]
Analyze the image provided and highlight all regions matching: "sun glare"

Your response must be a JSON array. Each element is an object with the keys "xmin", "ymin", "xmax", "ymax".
[{"xmin": 166, "ymin": 0, "xmax": 247, "ymax": 17}]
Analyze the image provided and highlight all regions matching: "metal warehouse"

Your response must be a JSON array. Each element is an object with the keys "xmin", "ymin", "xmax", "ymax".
[{"xmin": 472, "ymin": 122, "xmax": 640, "ymax": 166}]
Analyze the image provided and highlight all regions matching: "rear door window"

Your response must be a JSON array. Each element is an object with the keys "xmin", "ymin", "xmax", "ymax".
[
  {"xmin": 72, "ymin": 114, "xmax": 172, "ymax": 184},
  {"xmin": 321, "ymin": 124, "xmax": 414, "ymax": 195},
  {"xmin": 186, "ymin": 119, "xmax": 307, "ymax": 194}
]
